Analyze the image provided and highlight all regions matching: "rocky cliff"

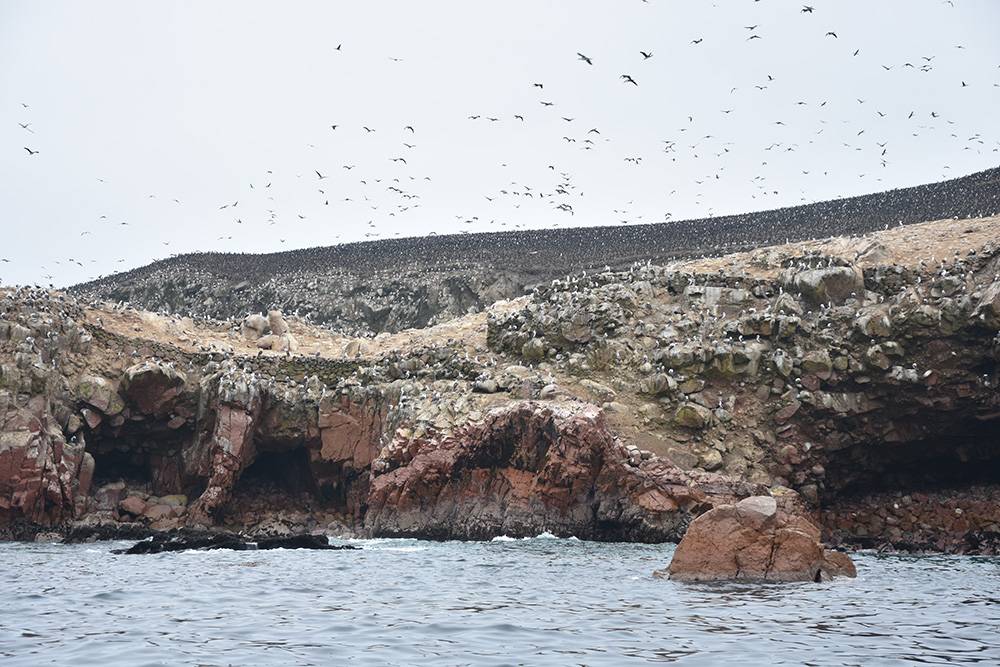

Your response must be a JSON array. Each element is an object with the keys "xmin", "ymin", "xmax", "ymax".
[
  {"xmin": 69, "ymin": 166, "xmax": 1000, "ymax": 335},
  {"xmin": 3, "ymin": 212, "xmax": 1000, "ymax": 554}
]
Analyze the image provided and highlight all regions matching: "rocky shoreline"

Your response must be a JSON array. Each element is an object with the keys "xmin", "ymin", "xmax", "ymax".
[{"xmin": 3, "ymin": 213, "xmax": 1000, "ymax": 562}]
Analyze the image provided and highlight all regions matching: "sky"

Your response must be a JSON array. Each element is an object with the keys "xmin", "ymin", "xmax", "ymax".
[{"xmin": 1, "ymin": 0, "xmax": 999, "ymax": 287}]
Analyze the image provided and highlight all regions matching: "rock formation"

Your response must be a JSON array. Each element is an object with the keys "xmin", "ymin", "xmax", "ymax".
[
  {"xmin": 664, "ymin": 495, "xmax": 856, "ymax": 582},
  {"xmin": 366, "ymin": 403, "xmax": 757, "ymax": 541},
  {"xmin": 241, "ymin": 310, "xmax": 298, "ymax": 353},
  {"xmin": 2, "ymin": 209, "xmax": 1000, "ymax": 559}
]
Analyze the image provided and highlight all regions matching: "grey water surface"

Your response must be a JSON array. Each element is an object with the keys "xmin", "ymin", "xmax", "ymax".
[{"xmin": 2, "ymin": 536, "xmax": 998, "ymax": 666}]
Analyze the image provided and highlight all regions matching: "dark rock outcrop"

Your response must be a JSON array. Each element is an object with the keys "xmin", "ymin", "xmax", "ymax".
[{"xmin": 114, "ymin": 529, "xmax": 356, "ymax": 553}]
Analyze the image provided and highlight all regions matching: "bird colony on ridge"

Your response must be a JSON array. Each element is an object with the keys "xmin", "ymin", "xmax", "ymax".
[{"xmin": 4, "ymin": 1, "xmax": 1000, "ymax": 289}]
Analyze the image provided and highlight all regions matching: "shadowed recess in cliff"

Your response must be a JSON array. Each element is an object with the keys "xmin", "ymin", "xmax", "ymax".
[
  {"xmin": 85, "ymin": 425, "xmax": 191, "ymax": 497},
  {"xmin": 821, "ymin": 418, "xmax": 1000, "ymax": 501},
  {"xmin": 232, "ymin": 449, "xmax": 316, "ymax": 497}
]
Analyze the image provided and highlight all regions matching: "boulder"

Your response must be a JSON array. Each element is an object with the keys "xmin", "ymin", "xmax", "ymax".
[
  {"xmin": 256, "ymin": 334, "xmax": 279, "ymax": 350},
  {"xmin": 119, "ymin": 496, "xmax": 148, "ymax": 517},
  {"xmin": 267, "ymin": 310, "xmax": 289, "ymax": 336},
  {"xmin": 93, "ymin": 481, "xmax": 127, "ymax": 511},
  {"xmin": 241, "ymin": 314, "xmax": 268, "ymax": 341},
  {"xmin": 521, "ymin": 337, "xmax": 546, "ymax": 361},
  {"xmin": 665, "ymin": 496, "xmax": 857, "ymax": 582},
  {"xmin": 579, "ymin": 379, "xmax": 616, "ymax": 403},
  {"xmin": 76, "ymin": 375, "xmax": 124, "ymax": 415},
  {"xmin": 673, "ymin": 403, "xmax": 713, "ymax": 429},
  {"xmin": 272, "ymin": 333, "xmax": 299, "ymax": 353},
  {"xmin": 781, "ymin": 264, "xmax": 864, "ymax": 306},
  {"xmin": 973, "ymin": 280, "xmax": 1000, "ymax": 330},
  {"xmin": 801, "ymin": 350, "xmax": 833, "ymax": 377},
  {"xmin": 121, "ymin": 361, "xmax": 188, "ymax": 417},
  {"xmin": 143, "ymin": 504, "xmax": 175, "ymax": 521},
  {"xmin": 256, "ymin": 534, "xmax": 352, "ymax": 550},
  {"xmin": 255, "ymin": 333, "xmax": 298, "ymax": 353}
]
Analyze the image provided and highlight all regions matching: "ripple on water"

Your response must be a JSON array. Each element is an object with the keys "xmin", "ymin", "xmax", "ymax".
[{"xmin": 0, "ymin": 542, "xmax": 999, "ymax": 665}]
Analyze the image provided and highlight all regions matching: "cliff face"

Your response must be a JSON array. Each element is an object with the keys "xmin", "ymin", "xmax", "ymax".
[
  {"xmin": 365, "ymin": 404, "xmax": 757, "ymax": 542},
  {"xmin": 3, "ymin": 213, "xmax": 1000, "ymax": 552},
  {"xmin": 69, "ymin": 166, "xmax": 1000, "ymax": 336}
]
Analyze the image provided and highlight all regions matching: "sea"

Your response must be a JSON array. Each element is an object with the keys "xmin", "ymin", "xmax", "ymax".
[{"xmin": 2, "ymin": 535, "xmax": 998, "ymax": 665}]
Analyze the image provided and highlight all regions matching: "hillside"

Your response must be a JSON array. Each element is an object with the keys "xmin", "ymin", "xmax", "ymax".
[{"xmin": 71, "ymin": 166, "xmax": 1000, "ymax": 335}]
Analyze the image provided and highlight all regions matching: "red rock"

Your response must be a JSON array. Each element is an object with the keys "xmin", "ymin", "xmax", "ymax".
[
  {"xmin": 0, "ymin": 402, "xmax": 91, "ymax": 525},
  {"xmin": 121, "ymin": 361, "xmax": 188, "ymax": 418},
  {"xmin": 186, "ymin": 379, "xmax": 264, "ymax": 525},
  {"xmin": 81, "ymin": 408, "xmax": 102, "ymax": 430},
  {"xmin": 119, "ymin": 496, "xmax": 147, "ymax": 516},
  {"xmin": 75, "ymin": 376, "xmax": 124, "ymax": 416},
  {"xmin": 666, "ymin": 495, "xmax": 856, "ymax": 582},
  {"xmin": 365, "ymin": 402, "xmax": 760, "ymax": 541},
  {"xmin": 317, "ymin": 394, "xmax": 385, "ymax": 470},
  {"xmin": 143, "ymin": 504, "xmax": 174, "ymax": 521}
]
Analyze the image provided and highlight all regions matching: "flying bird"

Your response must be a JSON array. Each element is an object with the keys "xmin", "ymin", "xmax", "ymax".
[
  {"xmin": 621, "ymin": 74, "xmax": 638, "ymax": 86},
  {"xmin": 640, "ymin": 51, "xmax": 653, "ymax": 59},
  {"xmin": 825, "ymin": 31, "xmax": 838, "ymax": 38},
  {"xmin": 577, "ymin": 52, "xmax": 593, "ymax": 65},
  {"xmin": 23, "ymin": 147, "xmax": 38, "ymax": 155}
]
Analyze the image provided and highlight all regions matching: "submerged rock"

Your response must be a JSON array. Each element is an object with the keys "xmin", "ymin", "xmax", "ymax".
[
  {"xmin": 664, "ymin": 496, "xmax": 857, "ymax": 582},
  {"xmin": 114, "ymin": 529, "xmax": 357, "ymax": 554},
  {"xmin": 256, "ymin": 534, "xmax": 353, "ymax": 550},
  {"xmin": 116, "ymin": 530, "xmax": 250, "ymax": 554}
]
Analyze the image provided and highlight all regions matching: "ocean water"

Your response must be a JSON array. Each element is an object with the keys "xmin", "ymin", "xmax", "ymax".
[{"xmin": 1, "ymin": 536, "xmax": 999, "ymax": 666}]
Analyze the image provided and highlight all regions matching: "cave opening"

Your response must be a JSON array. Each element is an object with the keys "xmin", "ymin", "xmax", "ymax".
[
  {"xmin": 90, "ymin": 448, "xmax": 154, "ymax": 489},
  {"xmin": 228, "ymin": 446, "xmax": 360, "ymax": 518},
  {"xmin": 84, "ymin": 421, "xmax": 191, "ymax": 496},
  {"xmin": 821, "ymin": 418, "xmax": 1000, "ymax": 502},
  {"xmin": 238, "ymin": 448, "xmax": 316, "ymax": 496}
]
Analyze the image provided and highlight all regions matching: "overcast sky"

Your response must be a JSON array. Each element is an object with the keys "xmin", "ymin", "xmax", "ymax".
[{"xmin": 2, "ymin": 0, "xmax": 998, "ymax": 287}]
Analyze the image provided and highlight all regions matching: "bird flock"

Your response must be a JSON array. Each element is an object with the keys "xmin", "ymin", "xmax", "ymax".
[{"xmin": 5, "ymin": 1, "xmax": 1000, "ymax": 288}]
